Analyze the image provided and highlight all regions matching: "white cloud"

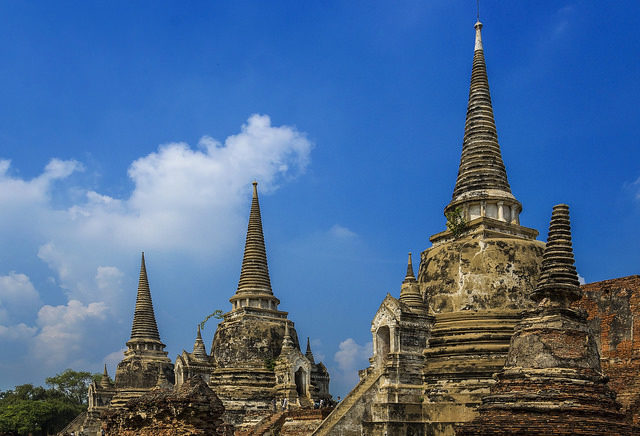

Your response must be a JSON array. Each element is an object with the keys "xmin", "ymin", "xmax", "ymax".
[
  {"xmin": 328, "ymin": 224, "xmax": 357, "ymax": 240},
  {"xmin": 632, "ymin": 176, "xmax": 640, "ymax": 200},
  {"xmin": 0, "ymin": 272, "xmax": 41, "ymax": 324},
  {"xmin": 32, "ymin": 300, "xmax": 108, "ymax": 365},
  {"xmin": 45, "ymin": 114, "xmax": 312, "ymax": 271},
  {"xmin": 578, "ymin": 274, "xmax": 586, "ymax": 285},
  {"xmin": 102, "ymin": 348, "xmax": 126, "ymax": 377},
  {"xmin": 334, "ymin": 338, "xmax": 372, "ymax": 371},
  {"xmin": 332, "ymin": 338, "xmax": 373, "ymax": 393},
  {"xmin": 0, "ymin": 323, "xmax": 37, "ymax": 341}
]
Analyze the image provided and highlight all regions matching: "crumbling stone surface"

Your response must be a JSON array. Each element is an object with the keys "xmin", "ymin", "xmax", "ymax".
[
  {"xmin": 114, "ymin": 356, "xmax": 175, "ymax": 389},
  {"xmin": 574, "ymin": 275, "xmax": 640, "ymax": 424},
  {"xmin": 102, "ymin": 377, "xmax": 232, "ymax": 436},
  {"xmin": 420, "ymin": 233, "xmax": 544, "ymax": 313}
]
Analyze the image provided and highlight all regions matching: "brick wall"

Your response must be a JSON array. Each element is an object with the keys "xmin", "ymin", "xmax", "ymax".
[{"xmin": 574, "ymin": 275, "xmax": 640, "ymax": 423}]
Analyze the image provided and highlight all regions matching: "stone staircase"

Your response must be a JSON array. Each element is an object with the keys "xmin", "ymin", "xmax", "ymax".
[
  {"xmin": 312, "ymin": 367, "xmax": 384, "ymax": 436},
  {"xmin": 57, "ymin": 410, "xmax": 87, "ymax": 435},
  {"xmin": 236, "ymin": 411, "xmax": 287, "ymax": 436}
]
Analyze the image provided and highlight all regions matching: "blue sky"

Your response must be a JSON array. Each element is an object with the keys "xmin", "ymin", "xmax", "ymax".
[{"xmin": 0, "ymin": 2, "xmax": 638, "ymax": 398}]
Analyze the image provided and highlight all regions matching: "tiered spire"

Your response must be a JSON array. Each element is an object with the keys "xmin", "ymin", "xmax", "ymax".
[
  {"xmin": 236, "ymin": 181, "xmax": 273, "ymax": 295},
  {"xmin": 445, "ymin": 20, "xmax": 520, "ymax": 221},
  {"xmin": 130, "ymin": 252, "xmax": 161, "ymax": 341},
  {"xmin": 399, "ymin": 253, "xmax": 426, "ymax": 313},
  {"xmin": 305, "ymin": 337, "xmax": 315, "ymax": 364},
  {"xmin": 281, "ymin": 322, "xmax": 295, "ymax": 353},
  {"xmin": 403, "ymin": 252, "xmax": 417, "ymax": 284},
  {"xmin": 531, "ymin": 204, "xmax": 581, "ymax": 305},
  {"xmin": 100, "ymin": 364, "xmax": 113, "ymax": 389},
  {"xmin": 192, "ymin": 325, "xmax": 208, "ymax": 359}
]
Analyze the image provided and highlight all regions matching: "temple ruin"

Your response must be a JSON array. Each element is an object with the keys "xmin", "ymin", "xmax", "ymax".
[{"xmin": 61, "ymin": 15, "xmax": 640, "ymax": 436}]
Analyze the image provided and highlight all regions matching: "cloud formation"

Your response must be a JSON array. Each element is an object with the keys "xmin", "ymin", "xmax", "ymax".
[
  {"xmin": 0, "ymin": 272, "xmax": 41, "ymax": 324},
  {"xmin": 332, "ymin": 338, "xmax": 372, "ymax": 394}
]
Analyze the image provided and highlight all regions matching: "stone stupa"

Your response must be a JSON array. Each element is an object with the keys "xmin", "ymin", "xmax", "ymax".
[{"xmin": 458, "ymin": 204, "xmax": 632, "ymax": 435}]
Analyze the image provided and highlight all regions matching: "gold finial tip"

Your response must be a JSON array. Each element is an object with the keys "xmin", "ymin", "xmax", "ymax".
[{"xmin": 252, "ymin": 180, "xmax": 258, "ymax": 186}]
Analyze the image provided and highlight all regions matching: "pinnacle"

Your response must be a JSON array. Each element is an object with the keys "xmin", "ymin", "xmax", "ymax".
[
  {"xmin": 192, "ymin": 325, "xmax": 208, "ymax": 359},
  {"xmin": 235, "ymin": 181, "xmax": 273, "ymax": 295},
  {"xmin": 403, "ymin": 252, "xmax": 417, "ymax": 284},
  {"xmin": 532, "ymin": 204, "xmax": 581, "ymax": 305},
  {"xmin": 399, "ymin": 252, "xmax": 426, "ymax": 314},
  {"xmin": 281, "ymin": 322, "xmax": 295, "ymax": 352},
  {"xmin": 130, "ymin": 252, "xmax": 161, "ymax": 342},
  {"xmin": 306, "ymin": 337, "xmax": 315, "ymax": 364},
  {"xmin": 447, "ymin": 20, "xmax": 515, "ymax": 212},
  {"xmin": 100, "ymin": 364, "xmax": 112, "ymax": 388}
]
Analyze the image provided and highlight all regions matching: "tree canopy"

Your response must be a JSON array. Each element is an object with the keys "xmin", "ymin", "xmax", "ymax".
[{"xmin": 0, "ymin": 369, "xmax": 100, "ymax": 436}]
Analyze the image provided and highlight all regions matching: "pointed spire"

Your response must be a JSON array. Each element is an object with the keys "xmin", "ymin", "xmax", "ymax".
[
  {"xmin": 281, "ymin": 322, "xmax": 295, "ymax": 353},
  {"xmin": 305, "ymin": 337, "xmax": 315, "ymax": 364},
  {"xmin": 236, "ymin": 181, "xmax": 273, "ymax": 295},
  {"xmin": 399, "ymin": 253, "xmax": 426, "ymax": 314},
  {"xmin": 100, "ymin": 364, "xmax": 112, "ymax": 388},
  {"xmin": 446, "ymin": 20, "xmax": 519, "ymax": 219},
  {"xmin": 531, "ymin": 204, "xmax": 581, "ymax": 306},
  {"xmin": 130, "ymin": 252, "xmax": 161, "ymax": 341},
  {"xmin": 403, "ymin": 252, "xmax": 417, "ymax": 284},
  {"xmin": 192, "ymin": 325, "xmax": 208, "ymax": 359},
  {"xmin": 474, "ymin": 20, "xmax": 483, "ymax": 51}
]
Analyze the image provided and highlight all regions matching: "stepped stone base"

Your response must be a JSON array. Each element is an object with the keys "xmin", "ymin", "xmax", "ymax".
[
  {"xmin": 457, "ymin": 306, "xmax": 634, "ymax": 435},
  {"xmin": 421, "ymin": 309, "xmax": 522, "ymax": 434},
  {"xmin": 458, "ymin": 370, "xmax": 632, "ymax": 435},
  {"xmin": 209, "ymin": 367, "xmax": 277, "ymax": 427}
]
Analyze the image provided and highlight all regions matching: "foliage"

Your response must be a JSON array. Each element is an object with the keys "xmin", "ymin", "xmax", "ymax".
[
  {"xmin": 45, "ymin": 368, "xmax": 94, "ymax": 405},
  {"xmin": 264, "ymin": 358, "xmax": 277, "ymax": 371},
  {"xmin": 0, "ymin": 369, "xmax": 99, "ymax": 435},
  {"xmin": 199, "ymin": 309, "xmax": 224, "ymax": 331},
  {"xmin": 445, "ymin": 207, "xmax": 468, "ymax": 238}
]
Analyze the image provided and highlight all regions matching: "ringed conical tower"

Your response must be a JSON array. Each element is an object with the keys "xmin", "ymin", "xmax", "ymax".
[
  {"xmin": 209, "ymin": 182, "xmax": 330, "ymax": 429},
  {"xmin": 459, "ymin": 205, "xmax": 632, "ymax": 435},
  {"xmin": 417, "ymin": 19, "xmax": 546, "ymax": 435},
  {"xmin": 110, "ymin": 253, "xmax": 174, "ymax": 407}
]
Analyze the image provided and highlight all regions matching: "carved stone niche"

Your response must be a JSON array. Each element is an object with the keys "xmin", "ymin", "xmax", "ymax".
[{"xmin": 371, "ymin": 294, "xmax": 403, "ymax": 369}]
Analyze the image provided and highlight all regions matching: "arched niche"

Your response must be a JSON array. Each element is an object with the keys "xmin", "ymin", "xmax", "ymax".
[
  {"xmin": 295, "ymin": 366, "xmax": 307, "ymax": 396},
  {"xmin": 376, "ymin": 326, "xmax": 391, "ymax": 367}
]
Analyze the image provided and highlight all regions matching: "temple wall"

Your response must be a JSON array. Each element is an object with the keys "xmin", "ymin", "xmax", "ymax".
[{"xmin": 574, "ymin": 275, "xmax": 640, "ymax": 424}]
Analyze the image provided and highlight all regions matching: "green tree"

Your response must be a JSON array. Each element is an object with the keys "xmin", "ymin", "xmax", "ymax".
[
  {"xmin": 0, "ymin": 383, "xmax": 84, "ymax": 435},
  {"xmin": 445, "ymin": 207, "xmax": 468, "ymax": 238},
  {"xmin": 45, "ymin": 368, "xmax": 94, "ymax": 405},
  {"xmin": 0, "ymin": 369, "xmax": 102, "ymax": 435}
]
